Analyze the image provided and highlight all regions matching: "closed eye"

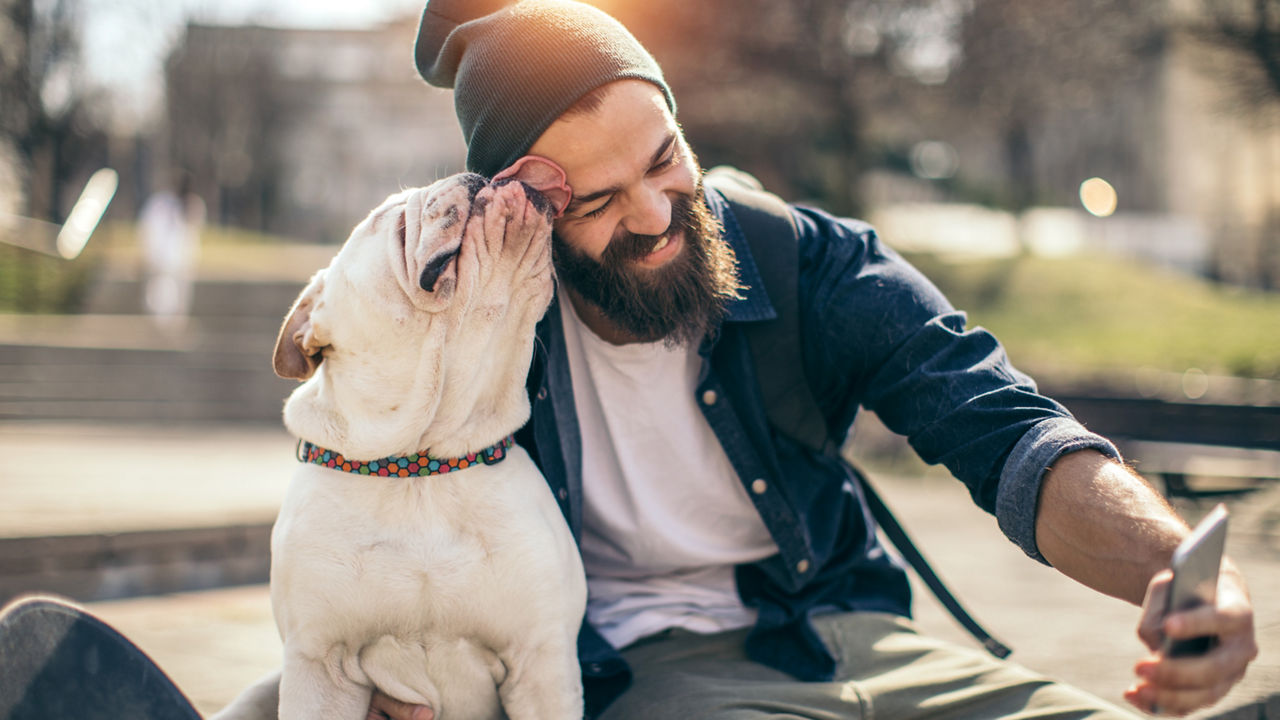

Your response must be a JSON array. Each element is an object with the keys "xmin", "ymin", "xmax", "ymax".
[
  {"xmin": 565, "ymin": 133, "xmax": 681, "ymax": 221},
  {"xmin": 582, "ymin": 199, "xmax": 613, "ymax": 219},
  {"xmin": 649, "ymin": 141, "xmax": 679, "ymax": 175}
]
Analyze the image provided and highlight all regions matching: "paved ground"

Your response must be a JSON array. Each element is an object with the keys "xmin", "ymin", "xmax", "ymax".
[{"xmin": 2, "ymin": 420, "xmax": 1277, "ymax": 718}]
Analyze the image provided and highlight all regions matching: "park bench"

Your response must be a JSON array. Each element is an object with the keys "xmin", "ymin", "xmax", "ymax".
[{"xmin": 1049, "ymin": 390, "xmax": 1280, "ymax": 501}]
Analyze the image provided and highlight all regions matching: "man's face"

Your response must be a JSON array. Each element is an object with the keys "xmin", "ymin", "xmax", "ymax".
[{"xmin": 528, "ymin": 80, "xmax": 741, "ymax": 345}]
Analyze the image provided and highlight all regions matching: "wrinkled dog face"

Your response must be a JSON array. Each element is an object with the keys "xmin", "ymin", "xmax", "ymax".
[{"xmin": 272, "ymin": 173, "xmax": 556, "ymax": 459}]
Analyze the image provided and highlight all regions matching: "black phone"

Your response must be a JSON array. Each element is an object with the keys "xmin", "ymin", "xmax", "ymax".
[{"xmin": 1160, "ymin": 503, "xmax": 1229, "ymax": 657}]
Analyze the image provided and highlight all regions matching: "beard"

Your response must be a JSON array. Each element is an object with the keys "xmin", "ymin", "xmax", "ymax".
[{"xmin": 552, "ymin": 181, "xmax": 744, "ymax": 347}]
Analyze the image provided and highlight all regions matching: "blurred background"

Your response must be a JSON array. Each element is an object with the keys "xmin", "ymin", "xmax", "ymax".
[{"xmin": 1, "ymin": 0, "xmax": 1279, "ymax": 716}]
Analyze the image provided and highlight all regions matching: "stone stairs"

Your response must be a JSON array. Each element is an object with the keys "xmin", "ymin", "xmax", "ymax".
[{"xmin": 0, "ymin": 278, "xmax": 305, "ymax": 423}]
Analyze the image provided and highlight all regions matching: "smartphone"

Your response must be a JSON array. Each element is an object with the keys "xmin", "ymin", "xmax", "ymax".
[{"xmin": 1160, "ymin": 503, "xmax": 1229, "ymax": 657}]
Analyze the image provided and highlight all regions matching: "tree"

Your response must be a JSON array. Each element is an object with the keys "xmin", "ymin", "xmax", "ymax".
[
  {"xmin": 606, "ymin": 0, "xmax": 952, "ymax": 215},
  {"xmin": 944, "ymin": 0, "xmax": 1162, "ymax": 211},
  {"xmin": 1193, "ymin": 0, "xmax": 1280, "ymax": 110},
  {"xmin": 0, "ymin": 0, "xmax": 109, "ymax": 223},
  {"xmin": 163, "ymin": 24, "xmax": 297, "ymax": 232}
]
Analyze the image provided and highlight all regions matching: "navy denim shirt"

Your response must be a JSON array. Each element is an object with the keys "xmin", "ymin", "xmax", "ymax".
[{"xmin": 515, "ymin": 187, "xmax": 1119, "ymax": 716}]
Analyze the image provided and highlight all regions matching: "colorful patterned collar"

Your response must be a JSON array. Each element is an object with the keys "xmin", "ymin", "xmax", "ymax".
[{"xmin": 298, "ymin": 435, "xmax": 515, "ymax": 477}]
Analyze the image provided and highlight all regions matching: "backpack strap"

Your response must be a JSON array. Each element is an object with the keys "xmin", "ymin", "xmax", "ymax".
[
  {"xmin": 705, "ymin": 166, "xmax": 1013, "ymax": 659},
  {"xmin": 704, "ymin": 166, "xmax": 829, "ymax": 454}
]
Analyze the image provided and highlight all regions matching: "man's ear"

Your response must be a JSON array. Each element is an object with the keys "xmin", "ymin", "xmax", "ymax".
[{"xmin": 273, "ymin": 270, "xmax": 328, "ymax": 381}]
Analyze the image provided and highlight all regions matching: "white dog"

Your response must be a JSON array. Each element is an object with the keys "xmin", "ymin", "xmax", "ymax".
[{"xmin": 214, "ymin": 173, "xmax": 585, "ymax": 720}]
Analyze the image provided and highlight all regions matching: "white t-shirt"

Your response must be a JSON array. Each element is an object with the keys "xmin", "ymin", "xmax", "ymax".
[{"xmin": 558, "ymin": 292, "xmax": 779, "ymax": 649}]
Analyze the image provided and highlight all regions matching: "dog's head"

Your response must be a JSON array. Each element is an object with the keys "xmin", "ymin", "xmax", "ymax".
[{"xmin": 272, "ymin": 170, "xmax": 563, "ymax": 460}]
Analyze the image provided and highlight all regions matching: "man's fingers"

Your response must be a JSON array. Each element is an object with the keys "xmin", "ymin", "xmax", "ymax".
[
  {"xmin": 1130, "ymin": 560, "xmax": 1257, "ymax": 716},
  {"xmin": 1137, "ymin": 649, "xmax": 1250, "ymax": 691},
  {"xmin": 1137, "ymin": 569, "xmax": 1173, "ymax": 651},
  {"xmin": 1163, "ymin": 602, "xmax": 1253, "ymax": 641},
  {"xmin": 368, "ymin": 691, "xmax": 434, "ymax": 720},
  {"xmin": 1150, "ymin": 679, "xmax": 1237, "ymax": 717}
]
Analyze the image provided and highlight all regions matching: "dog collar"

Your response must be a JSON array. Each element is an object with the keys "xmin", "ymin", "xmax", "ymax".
[{"xmin": 298, "ymin": 435, "xmax": 515, "ymax": 477}]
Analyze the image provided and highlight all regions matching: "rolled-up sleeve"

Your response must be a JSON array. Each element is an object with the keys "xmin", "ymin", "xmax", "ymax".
[
  {"xmin": 996, "ymin": 417, "xmax": 1120, "ymax": 564},
  {"xmin": 793, "ymin": 204, "xmax": 1120, "ymax": 561}
]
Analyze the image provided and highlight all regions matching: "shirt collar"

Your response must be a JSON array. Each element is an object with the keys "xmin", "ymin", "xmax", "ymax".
[{"xmin": 705, "ymin": 185, "xmax": 778, "ymax": 324}]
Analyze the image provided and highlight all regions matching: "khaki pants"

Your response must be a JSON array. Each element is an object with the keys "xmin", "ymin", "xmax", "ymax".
[{"xmin": 600, "ymin": 612, "xmax": 1142, "ymax": 720}]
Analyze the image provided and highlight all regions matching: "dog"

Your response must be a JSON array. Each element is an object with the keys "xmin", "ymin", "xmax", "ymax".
[{"xmin": 213, "ymin": 171, "xmax": 584, "ymax": 720}]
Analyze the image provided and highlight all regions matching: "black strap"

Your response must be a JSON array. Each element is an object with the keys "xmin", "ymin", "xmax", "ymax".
[
  {"xmin": 706, "ymin": 168, "xmax": 829, "ymax": 454},
  {"xmin": 854, "ymin": 466, "xmax": 1012, "ymax": 658},
  {"xmin": 706, "ymin": 167, "xmax": 1012, "ymax": 659}
]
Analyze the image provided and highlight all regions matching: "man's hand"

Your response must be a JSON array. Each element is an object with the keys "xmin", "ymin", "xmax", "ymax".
[
  {"xmin": 367, "ymin": 691, "xmax": 434, "ymax": 720},
  {"xmin": 1124, "ymin": 563, "xmax": 1257, "ymax": 716}
]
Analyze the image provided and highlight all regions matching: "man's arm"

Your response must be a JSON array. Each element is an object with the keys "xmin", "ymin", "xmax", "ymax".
[{"xmin": 1037, "ymin": 449, "xmax": 1257, "ymax": 716}]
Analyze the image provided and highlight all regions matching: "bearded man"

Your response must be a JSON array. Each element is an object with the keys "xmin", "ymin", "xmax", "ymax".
[{"xmin": 403, "ymin": 1, "xmax": 1257, "ymax": 718}]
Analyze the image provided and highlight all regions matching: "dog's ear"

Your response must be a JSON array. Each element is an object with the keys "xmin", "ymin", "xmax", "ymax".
[{"xmin": 273, "ymin": 270, "xmax": 328, "ymax": 381}]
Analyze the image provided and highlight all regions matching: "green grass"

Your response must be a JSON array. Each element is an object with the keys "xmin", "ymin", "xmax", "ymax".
[
  {"xmin": 0, "ymin": 234, "xmax": 108, "ymax": 313},
  {"xmin": 904, "ymin": 252, "xmax": 1280, "ymax": 381}
]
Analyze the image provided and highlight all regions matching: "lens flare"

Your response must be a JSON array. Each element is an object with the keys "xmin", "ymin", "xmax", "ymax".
[{"xmin": 1079, "ymin": 177, "xmax": 1117, "ymax": 218}]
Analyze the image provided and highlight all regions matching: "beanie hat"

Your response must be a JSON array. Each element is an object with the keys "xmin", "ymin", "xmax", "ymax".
[{"xmin": 414, "ymin": 0, "xmax": 676, "ymax": 178}]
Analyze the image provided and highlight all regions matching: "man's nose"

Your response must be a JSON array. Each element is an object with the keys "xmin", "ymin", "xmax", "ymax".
[{"xmin": 622, "ymin": 183, "xmax": 672, "ymax": 237}]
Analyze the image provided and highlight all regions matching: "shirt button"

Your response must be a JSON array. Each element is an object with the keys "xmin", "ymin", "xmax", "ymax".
[
  {"xmin": 796, "ymin": 559, "xmax": 810, "ymax": 574},
  {"xmin": 751, "ymin": 479, "xmax": 768, "ymax": 495},
  {"xmin": 557, "ymin": 487, "xmax": 568, "ymax": 501},
  {"xmin": 536, "ymin": 387, "xmax": 548, "ymax": 401},
  {"xmin": 701, "ymin": 389, "xmax": 717, "ymax": 406}
]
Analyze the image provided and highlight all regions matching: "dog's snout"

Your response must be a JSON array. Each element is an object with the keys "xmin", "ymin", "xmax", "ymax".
[{"xmin": 419, "ymin": 249, "xmax": 460, "ymax": 293}]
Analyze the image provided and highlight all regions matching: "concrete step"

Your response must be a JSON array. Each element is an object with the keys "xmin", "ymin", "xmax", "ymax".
[
  {"xmin": 85, "ymin": 279, "xmax": 305, "ymax": 319},
  {"xmin": 0, "ymin": 371, "xmax": 290, "ymax": 423},
  {"xmin": 0, "ymin": 310, "xmax": 297, "ymax": 422},
  {"xmin": 0, "ymin": 524, "xmax": 272, "ymax": 606},
  {"xmin": 0, "ymin": 343, "xmax": 293, "ymax": 423}
]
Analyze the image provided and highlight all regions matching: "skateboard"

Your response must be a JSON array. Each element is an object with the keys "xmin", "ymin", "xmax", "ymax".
[{"xmin": 0, "ymin": 595, "xmax": 201, "ymax": 720}]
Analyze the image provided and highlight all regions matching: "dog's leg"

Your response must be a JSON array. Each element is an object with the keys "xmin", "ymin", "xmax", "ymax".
[
  {"xmin": 497, "ymin": 645, "xmax": 583, "ymax": 720},
  {"xmin": 208, "ymin": 669, "xmax": 280, "ymax": 720},
  {"xmin": 358, "ymin": 636, "xmax": 443, "ymax": 714},
  {"xmin": 278, "ymin": 647, "xmax": 372, "ymax": 720}
]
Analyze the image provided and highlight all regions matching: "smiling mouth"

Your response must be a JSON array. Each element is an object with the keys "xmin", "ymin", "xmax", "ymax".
[{"xmin": 633, "ymin": 230, "xmax": 682, "ymax": 266}]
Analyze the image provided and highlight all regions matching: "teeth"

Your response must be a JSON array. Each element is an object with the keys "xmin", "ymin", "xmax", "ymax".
[{"xmin": 650, "ymin": 236, "xmax": 670, "ymax": 254}]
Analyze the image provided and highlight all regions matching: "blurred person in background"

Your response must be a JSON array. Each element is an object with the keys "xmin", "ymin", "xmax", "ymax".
[{"xmin": 139, "ymin": 171, "xmax": 204, "ymax": 332}]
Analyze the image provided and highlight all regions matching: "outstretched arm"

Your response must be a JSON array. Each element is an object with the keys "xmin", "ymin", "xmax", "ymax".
[{"xmin": 1035, "ymin": 450, "xmax": 1257, "ymax": 716}]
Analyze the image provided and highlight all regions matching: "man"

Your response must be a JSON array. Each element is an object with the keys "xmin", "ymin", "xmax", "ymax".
[{"xmin": 405, "ymin": 1, "xmax": 1256, "ymax": 718}]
